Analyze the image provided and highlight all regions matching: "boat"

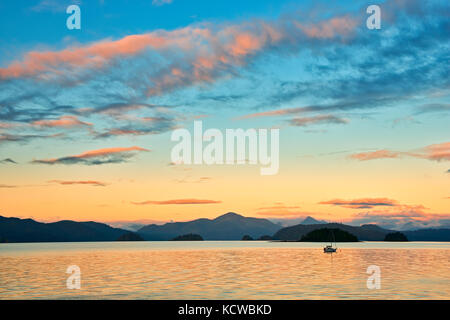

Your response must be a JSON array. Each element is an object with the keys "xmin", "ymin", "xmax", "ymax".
[
  {"xmin": 323, "ymin": 245, "xmax": 337, "ymax": 253},
  {"xmin": 323, "ymin": 229, "xmax": 337, "ymax": 253}
]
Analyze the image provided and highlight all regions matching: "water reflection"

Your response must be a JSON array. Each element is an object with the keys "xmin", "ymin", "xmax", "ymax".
[{"xmin": 0, "ymin": 242, "xmax": 449, "ymax": 299}]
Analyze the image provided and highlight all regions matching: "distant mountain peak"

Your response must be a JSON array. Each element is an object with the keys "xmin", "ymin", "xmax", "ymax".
[
  {"xmin": 301, "ymin": 216, "xmax": 325, "ymax": 225},
  {"xmin": 138, "ymin": 211, "xmax": 280, "ymax": 240},
  {"xmin": 214, "ymin": 212, "xmax": 243, "ymax": 220}
]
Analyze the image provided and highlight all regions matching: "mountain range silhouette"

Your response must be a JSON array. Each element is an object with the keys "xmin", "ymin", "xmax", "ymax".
[{"xmin": 1, "ymin": 213, "xmax": 449, "ymax": 243}]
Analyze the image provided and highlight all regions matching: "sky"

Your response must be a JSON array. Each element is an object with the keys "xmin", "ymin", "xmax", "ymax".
[{"xmin": 0, "ymin": 0, "xmax": 449, "ymax": 230}]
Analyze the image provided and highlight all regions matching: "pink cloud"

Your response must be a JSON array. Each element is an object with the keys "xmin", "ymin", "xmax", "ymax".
[
  {"xmin": 0, "ymin": 13, "xmax": 361, "ymax": 97},
  {"xmin": 0, "ymin": 33, "xmax": 167, "ymax": 79},
  {"xmin": 349, "ymin": 150, "xmax": 401, "ymax": 161},
  {"xmin": 349, "ymin": 142, "xmax": 450, "ymax": 162},
  {"xmin": 66, "ymin": 146, "xmax": 148, "ymax": 159},
  {"xmin": 421, "ymin": 142, "xmax": 450, "ymax": 161},
  {"xmin": 295, "ymin": 16, "xmax": 359, "ymax": 39},
  {"xmin": 32, "ymin": 115, "xmax": 92, "ymax": 128}
]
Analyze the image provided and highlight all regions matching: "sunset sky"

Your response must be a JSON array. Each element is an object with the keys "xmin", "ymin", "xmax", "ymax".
[{"xmin": 0, "ymin": 0, "xmax": 449, "ymax": 230}]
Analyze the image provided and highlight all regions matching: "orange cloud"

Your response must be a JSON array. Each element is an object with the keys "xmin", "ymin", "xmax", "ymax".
[
  {"xmin": 132, "ymin": 198, "xmax": 222, "ymax": 205},
  {"xmin": 349, "ymin": 150, "xmax": 401, "ymax": 161},
  {"xmin": 295, "ymin": 16, "xmax": 359, "ymax": 39},
  {"xmin": 229, "ymin": 33, "xmax": 264, "ymax": 56},
  {"xmin": 421, "ymin": 142, "xmax": 450, "ymax": 161},
  {"xmin": 0, "ymin": 33, "xmax": 167, "ymax": 79},
  {"xmin": 65, "ymin": 146, "xmax": 148, "ymax": 159},
  {"xmin": 349, "ymin": 142, "xmax": 450, "ymax": 162},
  {"xmin": 32, "ymin": 115, "xmax": 92, "ymax": 128},
  {"xmin": 48, "ymin": 180, "xmax": 107, "ymax": 187}
]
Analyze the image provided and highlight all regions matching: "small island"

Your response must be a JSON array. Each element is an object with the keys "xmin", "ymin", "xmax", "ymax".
[
  {"xmin": 171, "ymin": 233, "xmax": 203, "ymax": 241},
  {"xmin": 116, "ymin": 232, "xmax": 144, "ymax": 241},
  {"xmin": 241, "ymin": 235, "xmax": 253, "ymax": 240},
  {"xmin": 299, "ymin": 228, "xmax": 358, "ymax": 242},
  {"xmin": 384, "ymin": 232, "xmax": 408, "ymax": 241}
]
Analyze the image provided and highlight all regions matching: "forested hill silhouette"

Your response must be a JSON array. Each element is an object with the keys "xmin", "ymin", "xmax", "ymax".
[
  {"xmin": 273, "ymin": 222, "xmax": 450, "ymax": 241},
  {"xmin": 274, "ymin": 223, "xmax": 392, "ymax": 241},
  {"xmin": 0, "ymin": 215, "xmax": 128, "ymax": 243}
]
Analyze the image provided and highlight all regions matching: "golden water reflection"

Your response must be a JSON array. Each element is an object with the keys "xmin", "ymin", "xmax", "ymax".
[{"xmin": 1, "ymin": 242, "xmax": 449, "ymax": 299}]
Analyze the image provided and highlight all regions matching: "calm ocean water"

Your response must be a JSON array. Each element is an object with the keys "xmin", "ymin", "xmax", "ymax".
[{"xmin": 0, "ymin": 241, "xmax": 449, "ymax": 299}]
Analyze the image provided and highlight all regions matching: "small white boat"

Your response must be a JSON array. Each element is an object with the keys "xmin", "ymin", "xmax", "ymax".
[{"xmin": 323, "ymin": 229, "xmax": 338, "ymax": 253}]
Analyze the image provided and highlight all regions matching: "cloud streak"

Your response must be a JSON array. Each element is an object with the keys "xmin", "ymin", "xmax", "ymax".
[
  {"xmin": 132, "ymin": 198, "xmax": 222, "ymax": 205},
  {"xmin": 288, "ymin": 115, "xmax": 349, "ymax": 127},
  {"xmin": 349, "ymin": 142, "xmax": 450, "ymax": 162},
  {"xmin": 0, "ymin": 132, "xmax": 64, "ymax": 144},
  {"xmin": 32, "ymin": 146, "xmax": 149, "ymax": 165},
  {"xmin": 48, "ymin": 180, "xmax": 107, "ymax": 187},
  {"xmin": 349, "ymin": 150, "xmax": 401, "ymax": 161},
  {"xmin": 0, "ymin": 158, "xmax": 17, "ymax": 164},
  {"xmin": 320, "ymin": 198, "xmax": 398, "ymax": 209},
  {"xmin": 416, "ymin": 103, "xmax": 450, "ymax": 114},
  {"xmin": 0, "ymin": 184, "xmax": 17, "ymax": 188}
]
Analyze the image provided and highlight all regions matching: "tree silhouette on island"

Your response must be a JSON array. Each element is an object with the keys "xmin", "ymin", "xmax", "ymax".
[
  {"xmin": 171, "ymin": 233, "xmax": 203, "ymax": 241},
  {"xmin": 384, "ymin": 232, "xmax": 408, "ymax": 241},
  {"xmin": 241, "ymin": 235, "xmax": 273, "ymax": 240},
  {"xmin": 116, "ymin": 232, "xmax": 144, "ymax": 241},
  {"xmin": 299, "ymin": 228, "xmax": 358, "ymax": 242}
]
